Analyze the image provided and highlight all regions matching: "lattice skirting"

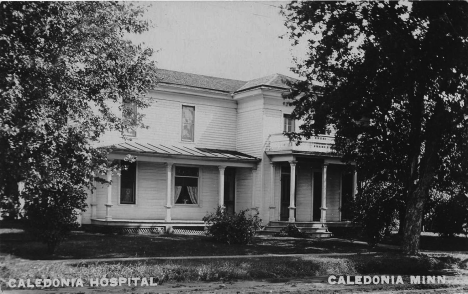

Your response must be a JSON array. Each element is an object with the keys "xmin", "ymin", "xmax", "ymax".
[{"xmin": 85, "ymin": 225, "xmax": 206, "ymax": 236}]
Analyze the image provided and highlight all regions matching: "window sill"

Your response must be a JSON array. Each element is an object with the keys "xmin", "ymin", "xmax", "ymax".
[{"xmin": 173, "ymin": 204, "xmax": 200, "ymax": 208}]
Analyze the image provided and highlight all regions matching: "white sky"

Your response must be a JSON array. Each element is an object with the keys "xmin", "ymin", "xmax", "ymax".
[{"xmin": 127, "ymin": 1, "xmax": 306, "ymax": 81}]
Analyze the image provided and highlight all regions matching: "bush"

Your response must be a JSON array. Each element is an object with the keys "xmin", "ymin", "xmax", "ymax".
[
  {"xmin": 24, "ymin": 189, "xmax": 83, "ymax": 254},
  {"xmin": 426, "ymin": 192, "xmax": 468, "ymax": 237},
  {"xmin": 354, "ymin": 181, "xmax": 401, "ymax": 247},
  {"xmin": 274, "ymin": 223, "xmax": 308, "ymax": 238},
  {"xmin": 203, "ymin": 206, "xmax": 262, "ymax": 245}
]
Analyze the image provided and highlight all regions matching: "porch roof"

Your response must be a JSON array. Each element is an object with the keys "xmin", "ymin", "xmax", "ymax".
[{"xmin": 102, "ymin": 141, "xmax": 259, "ymax": 163}]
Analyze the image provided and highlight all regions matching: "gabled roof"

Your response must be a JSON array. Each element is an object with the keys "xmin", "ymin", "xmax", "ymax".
[
  {"xmin": 156, "ymin": 69, "xmax": 246, "ymax": 93},
  {"xmin": 156, "ymin": 69, "xmax": 298, "ymax": 94}
]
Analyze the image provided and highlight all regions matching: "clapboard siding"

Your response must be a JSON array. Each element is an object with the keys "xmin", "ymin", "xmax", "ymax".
[
  {"xmin": 236, "ymin": 167, "xmax": 253, "ymax": 211},
  {"xmin": 295, "ymin": 163, "xmax": 313, "ymax": 222},
  {"xmin": 326, "ymin": 165, "xmax": 341, "ymax": 222},
  {"xmin": 236, "ymin": 96, "xmax": 264, "ymax": 157}
]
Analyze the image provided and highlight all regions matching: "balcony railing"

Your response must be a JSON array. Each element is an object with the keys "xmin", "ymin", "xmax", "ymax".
[{"xmin": 265, "ymin": 133, "xmax": 335, "ymax": 154}]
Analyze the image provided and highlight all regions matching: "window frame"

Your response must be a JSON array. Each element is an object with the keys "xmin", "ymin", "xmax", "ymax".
[
  {"xmin": 119, "ymin": 160, "xmax": 138, "ymax": 205},
  {"xmin": 283, "ymin": 113, "xmax": 295, "ymax": 133},
  {"xmin": 181, "ymin": 105, "xmax": 195, "ymax": 142},
  {"xmin": 123, "ymin": 101, "xmax": 137, "ymax": 137},
  {"xmin": 173, "ymin": 165, "xmax": 200, "ymax": 206}
]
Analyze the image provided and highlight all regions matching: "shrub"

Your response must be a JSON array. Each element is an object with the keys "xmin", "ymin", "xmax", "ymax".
[
  {"xmin": 203, "ymin": 206, "xmax": 262, "ymax": 245},
  {"xmin": 274, "ymin": 223, "xmax": 308, "ymax": 238},
  {"xmin": 426, "ymin": 192, "xmax": 468, "ymax": 237}
]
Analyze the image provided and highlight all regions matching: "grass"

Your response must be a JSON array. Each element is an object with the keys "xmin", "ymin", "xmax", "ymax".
[
  {"xmin": 1, "ymin": 221, "xmax": 467, "ymax": 290},
  {"xmin": 2, "ymin": 253, "xmax": 466, "ymax": 286},
  {"xmin": 0, "ymin": 229, "xmax": 391, "ymax": 261},
  {"xmin": 373, "ymin": 232, "xmax": 468, "ymax": 252}
]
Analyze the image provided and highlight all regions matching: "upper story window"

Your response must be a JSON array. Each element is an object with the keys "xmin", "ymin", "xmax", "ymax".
[
  {"xmin": 120, "ymin": 160, "xmax": 136, "ymax": 204},
  {"xmin": 283, "ymin": 114, "xmax": 295, "ymax": 133},
  {"xmin": 175, "ymin": 166, "xmax": 199, "ymax": 205},
  {"xmin": 123, "ymin": 102, "xmax": 137, "ymax": 137},
  {"xmin": 181, "ymin": 105, "xmax": 195, "ymax": 141}
]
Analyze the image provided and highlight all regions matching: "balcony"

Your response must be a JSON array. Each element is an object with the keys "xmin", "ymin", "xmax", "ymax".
[{"xmin": 265, "ymin": 133, "xmax": 335, "ymax": 155}]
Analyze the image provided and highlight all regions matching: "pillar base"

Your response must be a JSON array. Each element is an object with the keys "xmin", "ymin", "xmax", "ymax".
[
  {"xmin": 288, "ymin": 206, "xmax": 296, "ymax": 222},
  {"xmin": 269, "ymin": 206, "xmax": 276, "ymax": 221},
  {"xmin": 320, "ymin": 207, "xmax": 327, "ymax": 223},
  {"xmin": 165, "ymin": 205, "xmax": 172, "ymax": 222}
]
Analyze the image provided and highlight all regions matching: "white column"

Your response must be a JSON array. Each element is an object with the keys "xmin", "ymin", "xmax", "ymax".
[
  {"xmin": 91, "ymin": 179, "xmax": 97, "ymax": 219},
  {"xmin": 269, "ymin": 162, "xmax": 276, "ymax": 221},
  {"xmin": 251, "ymin": 168, "xmax": 257, "ymax": 212},
  {"xmin": 352, "ymin": 170, "xmax": 358, "ymax": 198},
  {"xmin": 218, "ymin": 166, "xmax": 226, "ymax": 208},
  {"xmin": 288, "ymin": 161, "xmax": 297, "ymax": 222},
  {"xmin": 165, "ymin": 162, "xmax": 173, "ymax": 222},
  {"xmin": 105, "ymin": 170, "xmax": 112, "ymax": 221},
  {"xmin": 320, "ymin": 163, "xmax": 328, "ymax": 223}
]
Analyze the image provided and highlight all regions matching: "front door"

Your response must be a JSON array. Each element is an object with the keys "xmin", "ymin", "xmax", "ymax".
[
  {"xmin": 224, "ymin": 168, "xmax": 236, "ymax": 215},
  {"xmin": 280, "ymin": 165, "xmax": 295, "ymax": 221},
  {"xmin": 341, "ymin": 173, "xmax": 354, "ymax": 221},
  {"xmin": 313, "ymin": 171, "xmax": 322, "ymax": 221}
]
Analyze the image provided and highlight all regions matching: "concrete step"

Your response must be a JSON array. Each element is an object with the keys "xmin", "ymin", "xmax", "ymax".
[
  {"xmin": 268, "ymin": 221, "xmax": 324, "ymax": 228},
  {"xmin": 257, "ymin": 229, "xmax": 333, "ymax": 238}
]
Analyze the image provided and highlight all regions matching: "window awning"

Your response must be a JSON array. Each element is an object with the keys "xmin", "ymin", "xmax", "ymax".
[{"xmin": 100, "ymin": 141, "xmax": 259, "ymax": 163}]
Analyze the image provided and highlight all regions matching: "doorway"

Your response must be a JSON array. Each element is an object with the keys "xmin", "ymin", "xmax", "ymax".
[
  {"xmin": 280, "ymin": 165, "xmax": 295, "ymax": 221},
  {"xmin": 224, "ymin": 168, "xmax": 236, "ymax": 215},
  {"xmin": 313, "ymin": 172, "xmax": 322, "ymax": 221},
  {"xmin": 341, "ymin": 173, "xmax": 354, "ymax": 221}
]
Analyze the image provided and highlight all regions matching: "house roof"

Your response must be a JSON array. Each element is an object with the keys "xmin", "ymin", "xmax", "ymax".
[
  {"xmin": 235, "ymin": 73, "xmax": 297, "ymax": 93},
  {"xmin": 156, "ymin": 69, "xmax": 298, "ymax": 94},
  {"xmin": 156, "ymin": 69, "xmax": 246, "ymax": 93},
  {"xmin": 102, "ymin": 141, "xmax": 259, "ymax": 162}
]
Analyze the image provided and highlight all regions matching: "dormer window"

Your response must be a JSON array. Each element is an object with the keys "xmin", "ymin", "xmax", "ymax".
[
  {"xmin": 283, "ymin": 114, "xmax": 295, "ymax": 133},
  {"xmin": 123, "ymin": 102, "xmax": 137, "ymax": 137},
  {"xmin": 182, "ymin": 105, "xmax": 195, "ymax": 141}
]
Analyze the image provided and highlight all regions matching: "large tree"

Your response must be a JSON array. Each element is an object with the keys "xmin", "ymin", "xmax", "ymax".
[
  {"xmin": 0, "ymin": 2, "xmax": 158, "ymax": 252},
  {"xmin": 282, "ymin": 1, "xmax": 468, "ymax": 254}
]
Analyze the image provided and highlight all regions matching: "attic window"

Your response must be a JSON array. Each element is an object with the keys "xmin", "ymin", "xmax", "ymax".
[{"xmin": 123, "ymin": 102, "xmax": 137, "ymax": 137}]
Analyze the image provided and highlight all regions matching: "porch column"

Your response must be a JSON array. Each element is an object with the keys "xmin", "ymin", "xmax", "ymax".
[
  {"xmin": 251, "ymin": 167, "xmax": 258, "ymax": 212},
  {"xmin": 105, "ymin": 170, "xmax": 112, "ymax": 221},
  {"xmin": 165, "ymin": 162, "xmax": 173, "ymax": 222},
  {"xmin": 91, "ymin": 179, "xmax": 97, "ymax": 219},
  {"xmin": 320, "ymin": 163, "xmax": 328, "ymax": 223},
  {"xmin": 352, "ymin": 170, "xmax": 358, "ymax": 198},
  {"xmin": 218, "ymin": 166, "xmax": 226, "ymax": 208},
  {"xmin": 269, "ymin": 162, "xmax": 276, "ymax": 221},
  {"xmin": 289, "ymin": 161, "xmax": 297, "ymax": 222}
]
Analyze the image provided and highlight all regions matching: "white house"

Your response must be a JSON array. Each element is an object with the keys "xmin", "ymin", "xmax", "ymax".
[{"xmin": 81, "ymin": 69, "xmax": 357, "ymax": 236}]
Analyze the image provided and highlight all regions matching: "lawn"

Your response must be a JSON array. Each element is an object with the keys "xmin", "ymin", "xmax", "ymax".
[
  {"xmin": 0, "ymin": 228, "xmax": 386, "ymax": 261},
  {"xmin": 1, "ymin": 222, "xmax": 468, "ymax": 292}
]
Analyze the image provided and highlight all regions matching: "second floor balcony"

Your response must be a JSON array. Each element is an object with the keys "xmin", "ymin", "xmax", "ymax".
[{"xmin": 265, "ymin": 133, "xmax": 336, "ymax": 155}]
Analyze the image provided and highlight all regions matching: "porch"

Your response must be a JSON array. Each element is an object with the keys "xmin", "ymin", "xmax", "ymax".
[
  {"xmin": 264, "ymin": 133, "xmax": 357, "ymax": 235},
  {"xmin": 85, "ymin": 141, "xmax": 260, "ymax": 232}
]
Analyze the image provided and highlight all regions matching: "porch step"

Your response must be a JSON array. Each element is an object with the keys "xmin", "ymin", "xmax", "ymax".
[
  {"xmin": 260, "ymin": 221, "xmax": 333, "ymax": 238},
  {"xmin": 269, "ymin": 221, "xmax": 324, "ymax": 228}
]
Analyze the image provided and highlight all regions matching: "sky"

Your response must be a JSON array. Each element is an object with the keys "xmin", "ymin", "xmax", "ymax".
[{"xmin": 127, "ymin": 1, "xmax": 307, "ymax": 81}]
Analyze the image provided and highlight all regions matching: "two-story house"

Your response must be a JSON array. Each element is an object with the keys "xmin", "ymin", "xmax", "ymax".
[{"xmin": 81, "ymin": 69, "xmax": 357, "ymax": 236}]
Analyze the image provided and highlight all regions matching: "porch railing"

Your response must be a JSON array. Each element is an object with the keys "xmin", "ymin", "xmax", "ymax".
[{"xmin": 265, "ymin": 133, "xmax": 335, "ymax": 154}]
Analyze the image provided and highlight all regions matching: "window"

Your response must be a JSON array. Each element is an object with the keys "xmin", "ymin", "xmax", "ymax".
[
  {"xmin": 123, "ymin": 102, "xmax": 137, "ymax": 137},
  {"xmin": 120, "ymin": 161, "xmax": 136, "ymax": 204},
  {"xmin": 181, "ymin": 105, "xmax": 195, "ymax": 141},
  {"xmin": 174, "ymin": 166, "xmax": 199, "ymax": 205},
  {"xmin": 284, "ymin": 114, "xmax": 295, "ymax": 132}
]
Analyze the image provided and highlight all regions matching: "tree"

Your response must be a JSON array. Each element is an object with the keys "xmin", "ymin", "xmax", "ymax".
[
  {"xmin": 282, "ymin": 1, "xmax": 468, "ymax": 254},
  {"xmin": 0, "ymin": 2, "xmax": 158, "ymax": 253}
]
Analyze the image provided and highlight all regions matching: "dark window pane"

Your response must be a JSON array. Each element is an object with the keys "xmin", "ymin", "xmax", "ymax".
[{"xmin": 120, "ymin": 161, "xmax": 136, "ymax": 204}]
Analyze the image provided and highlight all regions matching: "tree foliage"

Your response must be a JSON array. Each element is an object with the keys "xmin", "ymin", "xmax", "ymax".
[
  {"xmin": 282, "ymin": 1, "xmax": 468, "ymax": 254},
  {"xmin": 0, "ymin": 2, "xmax": 158, "ymax": 252}
]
